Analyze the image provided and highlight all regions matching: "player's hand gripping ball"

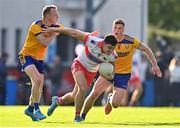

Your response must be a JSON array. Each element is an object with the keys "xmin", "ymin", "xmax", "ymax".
[{"xmin": 98, "ymin": 62, "xmax": 114, "ymax": 80}]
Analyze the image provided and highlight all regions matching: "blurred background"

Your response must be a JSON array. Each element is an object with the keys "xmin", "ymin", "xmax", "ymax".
[{"xmin": 0, "ymin": 0, "xmax": 180, "ymax": 106}]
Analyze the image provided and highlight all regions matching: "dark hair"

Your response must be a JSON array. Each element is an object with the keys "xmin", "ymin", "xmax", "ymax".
[
  {"xmin": 104, "ymin": 34, "xmax": 118, "ymax": 47},
  {"xmin": 42, "ymin": 5, "xmax": 57, "ymax": 18},
  {"xmin": 113, "ymin": 19, "xmax": 125, "ymax": 26}
]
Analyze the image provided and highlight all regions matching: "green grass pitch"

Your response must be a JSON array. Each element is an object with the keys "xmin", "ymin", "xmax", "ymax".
[{"xmin": 0, "ymin": 106, "xmax": 180, "ymax": 128}]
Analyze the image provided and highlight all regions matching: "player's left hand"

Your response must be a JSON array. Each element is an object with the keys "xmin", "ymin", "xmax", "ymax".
[
  {"xmin": 42, "ymin": 27, "xmax": 60, "ymax": 37},
  {"xmin": 152, "ymin": 64, "xmax": 162, "ymax": 78},
  {"xmin": 42, "ymin": 27, "xmax": 55, "ymax": 33}
]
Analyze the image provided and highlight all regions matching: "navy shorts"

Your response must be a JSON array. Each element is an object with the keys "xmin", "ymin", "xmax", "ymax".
[
  {"xmin": 109, "ymin": 73, "xmax": 131, "ymax": 89},
  {"xmin": 19, "ymin": 55, "xmax": 44, "ymax": 74}
]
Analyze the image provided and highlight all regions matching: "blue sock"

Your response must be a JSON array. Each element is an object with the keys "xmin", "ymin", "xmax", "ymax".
[
  {"xmin": 27, "ymin": 106, "xmax": 34, "ymax": 112},
  {"xmin": 34, "ymin": 103, "xmax": 39, "ymax": 110},
  {"xmin": 81, "ymin": 113, "xmax": 86, "ymax": 120}
]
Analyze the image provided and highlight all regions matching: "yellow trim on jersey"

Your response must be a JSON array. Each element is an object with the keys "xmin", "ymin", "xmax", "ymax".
[{"xmin": 114, "ymin": 35, "xmax": 140, "ymax": 74}]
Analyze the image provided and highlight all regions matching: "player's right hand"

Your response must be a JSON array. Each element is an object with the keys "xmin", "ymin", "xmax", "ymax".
[{"xmin": 90, "ymin": 31, "xmax": 99, "ymax": 36}]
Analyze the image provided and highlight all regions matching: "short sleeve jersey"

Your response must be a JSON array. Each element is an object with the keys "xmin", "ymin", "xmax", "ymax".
[
  {"xmin": 114, "ymin": 35, "xmax": 140, "ymax": 74},
  {"xmin": 19, "ymin": 20, "xmax": 64, "ymax": 60}
]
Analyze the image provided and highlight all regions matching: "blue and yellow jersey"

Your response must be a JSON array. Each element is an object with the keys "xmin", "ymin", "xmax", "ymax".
[
  {"xmin": 114, "ymin": 35, "xmax": 140, "ymax": 74},
  {"xmin": 19, "ymin": 20, "xmax": 64, "ymax": 60}
]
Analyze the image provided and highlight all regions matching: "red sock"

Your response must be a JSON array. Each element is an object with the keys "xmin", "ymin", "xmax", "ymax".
[
  {"xmin": 58, "ymin": 98, "xmax": 64, "ymax": 105},
  {"xmin": 75, "ymin": 111, "xmax": 80, "ymax": 117}
]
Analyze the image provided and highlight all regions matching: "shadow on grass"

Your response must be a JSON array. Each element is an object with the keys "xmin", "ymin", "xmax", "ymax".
[
  {"xmin": 43, "ymin": 121, "xmax": 73, "ymax": 124},
  {"xmin": 85, "ymin": 122, "xmax": 180, "ymax": 126},
  {"xmin": 43, "ymin": 120, "xmax": 180, "ymax": 126}
]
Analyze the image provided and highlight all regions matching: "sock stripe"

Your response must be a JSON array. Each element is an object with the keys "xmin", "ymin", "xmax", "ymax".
[
  {"xmin": 75, "ymin": 111, "xmax": 80, "ymax": 116},
  {"xmin": 58, "ymin": 98, "xmax": 64, "ymax": 105}
]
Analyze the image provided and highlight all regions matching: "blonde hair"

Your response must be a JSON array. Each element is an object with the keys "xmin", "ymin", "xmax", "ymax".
[
  {"xmin": 42, "ymin": 5, "xmax": 57, "ymax": 18},
  {"xmin": 113, "ymin": 19, "xmax": 125, "ymax": 26}
]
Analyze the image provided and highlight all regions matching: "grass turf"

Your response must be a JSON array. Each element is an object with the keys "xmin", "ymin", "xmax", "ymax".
[{"xmin": 0, "ymin": 106, "xmax": 180, "ymax": 128}]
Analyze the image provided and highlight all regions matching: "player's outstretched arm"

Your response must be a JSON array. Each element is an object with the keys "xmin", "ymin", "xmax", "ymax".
[
  {"xmin": 43, "ymin": 27, "xmax": 87, "ymax": 42},
  {"xmin": 138, "ymin": 42, "xmax": 162, "ymax": 78}
]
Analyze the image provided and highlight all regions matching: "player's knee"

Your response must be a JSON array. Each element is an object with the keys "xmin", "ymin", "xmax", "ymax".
[
  {"xmin": 34, "ymin": 78, "xmax": 41, "ymax": 86},
  {"xmin": 33, "ymin": 76, "xmax": 43, "ymax": 87}
]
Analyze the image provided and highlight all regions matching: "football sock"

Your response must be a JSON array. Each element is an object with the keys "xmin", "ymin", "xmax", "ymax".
[
  {"xmin": 75, "ymin": 111, "xmax": 80, "ymax": 117},
  {"xmin": 81, "ymin": 113, "xmax": 86, "ymax": 120},
  {"xmin": 34, "ymin": 103, "xmax": 39, "ymax": 110},
  {"xmin": 27, "ymin": 105, "xmax": 34, "ymax": 112}
]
